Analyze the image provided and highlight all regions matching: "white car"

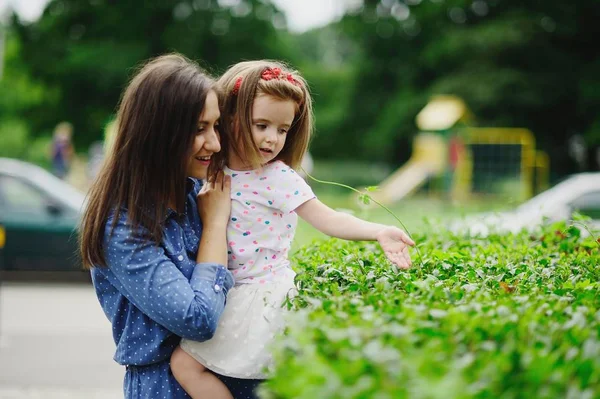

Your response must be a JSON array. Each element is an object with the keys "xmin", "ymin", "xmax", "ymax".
[{"xmin": 450, "ymin": 172, "xmax": 600, "ymax": 236}]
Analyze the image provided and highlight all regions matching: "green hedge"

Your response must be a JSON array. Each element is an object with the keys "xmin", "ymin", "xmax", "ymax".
[{"xmin": 261, "ymin": 222, "xmax": 599, "ymax": 398}]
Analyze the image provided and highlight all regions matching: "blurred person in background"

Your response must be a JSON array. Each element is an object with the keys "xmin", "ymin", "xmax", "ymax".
[
  {"xmin": 79, "ymin": 53, "xmax": 261, "ymax": 399},
  {"xmin": 50, "ymin": 121, "xmax": 74, "ymax": 179}
]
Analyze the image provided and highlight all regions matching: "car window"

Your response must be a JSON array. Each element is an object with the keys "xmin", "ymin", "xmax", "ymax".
[
  {"xmin": 570, "ymin": 191, "xmax": 600, "ymax": 220},
  {"xmin": 0, "ymin": 175, "xmax": 48, "ymax": 215}
]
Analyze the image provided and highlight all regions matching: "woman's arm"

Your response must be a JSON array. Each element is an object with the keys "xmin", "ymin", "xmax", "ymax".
[
  {"xmin": 103, "ymin": 217, "xmax": 233, "ymax": 341},
  {"xmin": 102, "ymin": 173, "xmax": 234, "ymax": 341},
  {"xmin": 296, "ymin": 198, "xmax": 414, "ymax": 268}
]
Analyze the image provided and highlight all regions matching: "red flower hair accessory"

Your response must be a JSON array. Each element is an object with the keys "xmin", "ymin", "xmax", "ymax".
[
  {"xmin": 232, "ymin": 76, "xmax": 243, "ymax": 95},
  {"xmin": 261, "ymin": 67, "xmax": 282, "ymax": 80},
  {"xmin": 286, "ymin": 73, "xmax": 303, "ymax": 87},
  {"xmin": 261, "ymin": 67, "xmax": 303, "ymax": 88}
]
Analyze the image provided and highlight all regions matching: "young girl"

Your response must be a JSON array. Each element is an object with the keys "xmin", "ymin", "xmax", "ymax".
[{"xmin": 170, "ymin": 61, "xmax": 415, "ymax": 398}]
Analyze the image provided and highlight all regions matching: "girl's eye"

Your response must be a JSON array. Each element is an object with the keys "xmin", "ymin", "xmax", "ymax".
[
  {"xmin": 197, "ymin": 127, "xmax": 204, "ymax": 133},
  {"xmin": 256, "ymin": 124, "xmax": 267, "ymax": 130},
  {"xmin": 278, "ymin": 129, "xmax": 288, "ymax": 135}
]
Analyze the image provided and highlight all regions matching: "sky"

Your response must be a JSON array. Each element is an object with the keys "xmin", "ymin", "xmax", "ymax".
[
  {"xmin": 272, "ymin": 0, "xmax": 348, "ymax": 32},
  {"xmin": 0, "ymin": 0, "xmax": 348, "ymax": 33}
]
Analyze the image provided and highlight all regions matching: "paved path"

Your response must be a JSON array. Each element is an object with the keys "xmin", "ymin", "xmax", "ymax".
[{"xmin": 0, "ymin": 282, "xmax": 123, "ymax": 398}]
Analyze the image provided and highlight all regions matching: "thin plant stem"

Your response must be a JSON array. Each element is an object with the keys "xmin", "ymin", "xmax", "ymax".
[
  {"xmin": 301, "ymin": 168, "xmax": 425, "ymax": 267},
  {"xmin": 567, "ymin": 221, "xmax": 600, "ymax": 248}
]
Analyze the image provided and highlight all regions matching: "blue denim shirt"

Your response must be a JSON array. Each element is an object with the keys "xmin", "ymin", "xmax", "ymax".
[{"xmin": 91, "ymin": 178, "xmax": 234, "ymax": 368}]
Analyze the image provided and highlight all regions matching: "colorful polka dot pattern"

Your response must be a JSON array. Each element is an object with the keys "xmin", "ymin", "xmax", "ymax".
[{"xmin": 224, "ymin": 161, "xmax": 315, "ymax": 284}]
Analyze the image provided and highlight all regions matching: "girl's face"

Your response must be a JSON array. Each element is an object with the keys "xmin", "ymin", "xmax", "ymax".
[
  {"xmin": 249, "ymin": 94, "xmax": 295, "ymax": 165},
  {"xmin": 186, "ymin": 90, "xmax": 221, "ymax": 179}
]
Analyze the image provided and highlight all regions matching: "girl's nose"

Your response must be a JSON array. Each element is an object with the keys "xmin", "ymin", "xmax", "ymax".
[{"xmin": 265, "ymin": 128, "xmax": 277, "ymax": 142}]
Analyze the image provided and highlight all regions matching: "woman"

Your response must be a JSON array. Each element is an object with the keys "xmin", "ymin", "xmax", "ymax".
[{"xmin": 79, "ymin": 54, "xmax": 261, "ymax": 398}]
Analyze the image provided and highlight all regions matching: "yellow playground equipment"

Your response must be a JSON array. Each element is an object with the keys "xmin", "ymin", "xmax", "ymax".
[
  {"xmin": 453, "ymin": 127, "xmax": 550, "ymax": 201},
  {"xmin": 372, "ymin": 133, "xmax": 447, "ymax": 204},
  {"xmin": 373, "ymin": 95, "xmax": 549, "ymax": 204}
]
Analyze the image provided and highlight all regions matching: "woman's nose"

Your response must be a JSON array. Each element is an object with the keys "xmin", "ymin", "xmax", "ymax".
[{"xmin": 205, "ymin": 128, "xmax": 221, "ymax": 152}]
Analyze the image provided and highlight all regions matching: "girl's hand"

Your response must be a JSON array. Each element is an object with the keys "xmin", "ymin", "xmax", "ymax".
[
  {"xmin": 375, "ymin": 226, "xmax": 415, "ymax": 270},
  {"xmin": 197, "ymin": 171, "xmax": 231, "ymax": 228}
]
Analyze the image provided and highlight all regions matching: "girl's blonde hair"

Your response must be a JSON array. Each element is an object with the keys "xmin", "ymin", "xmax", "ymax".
[{"xmin": 214, "ymin": 60, "xmax": 313, "ymax": 172}]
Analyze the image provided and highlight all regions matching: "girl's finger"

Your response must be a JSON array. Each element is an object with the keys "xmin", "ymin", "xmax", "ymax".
[
  {"xmin": 401, "ymin": 231, "xmax": 415, "ymax": 246},
  {"xmin": 387, "ymin": 251, "xmax": 405, "ymax": 270},
  {"xmin": 396, "ymin": 253, "xmax": 409, "ymax": 269},
  {"xmin": 402, "ymin": 247, "xmax": 412, "ymax": 267}
]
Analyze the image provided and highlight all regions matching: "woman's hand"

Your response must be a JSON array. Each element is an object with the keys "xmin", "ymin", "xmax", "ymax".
[
  {"xmin": 375, "ymin": 226, "xmax": 415, "ymax": 270},
  {"xmin": 197, "ymin": 171, "xmax": 231, "ymax": 228}
]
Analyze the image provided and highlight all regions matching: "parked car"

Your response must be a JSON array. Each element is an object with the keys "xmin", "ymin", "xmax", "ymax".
[
  {"xmin": 0, "ymin": 157, "xmax": 85, "ymax": 273},
  {"xmin": 449, "ymin": 172, "xmax": 600, "ymax": 236}
]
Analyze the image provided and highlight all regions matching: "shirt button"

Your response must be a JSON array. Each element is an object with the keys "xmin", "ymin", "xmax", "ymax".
[
  {"xmin": 214, "ymin": 285, "xmax": 222, "ymax": 292},
  {"xmin": 177, "ymin": 255, "xmax": 184, "ymax": 261}
]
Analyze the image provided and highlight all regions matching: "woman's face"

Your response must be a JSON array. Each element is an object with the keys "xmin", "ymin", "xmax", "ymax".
[{"xmin": 186, "ymin": 90, "xmax": 221, "ymax": 179}]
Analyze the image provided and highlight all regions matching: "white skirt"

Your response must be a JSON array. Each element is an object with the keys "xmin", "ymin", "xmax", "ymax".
[{"xmin": 180, "ymin": 278, "xmax": 297, "ymax": 379}]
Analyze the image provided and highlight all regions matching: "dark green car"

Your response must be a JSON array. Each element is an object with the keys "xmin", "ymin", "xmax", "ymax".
[{"xmin": 0, "ymin": 158, "xmax": 85, "ymax": 275}]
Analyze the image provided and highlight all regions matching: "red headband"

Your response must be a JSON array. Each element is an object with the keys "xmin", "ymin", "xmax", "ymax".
[
  {"xmin": 231, "ymin": 67, "xmax": 303, "ymax": 95},
  {"xmin": 262, "ymin": 67, "xmax": 303, "ymax": 88},
  {"xmin": 231, "ymin": 77, "xmax": 243, "ymax": 95}
]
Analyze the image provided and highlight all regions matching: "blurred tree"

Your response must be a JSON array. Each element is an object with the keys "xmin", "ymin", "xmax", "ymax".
[
  {"xmin": 11, "ymin": 0, "xmax": 289, "ymax": 149},
  {"xmin": 299, "ymin": 0, "xmax": 600, "ymax": 174},
  {"xmin": 0, "ymin": 24, "xmax": 56, "ymax": 165},
  {"xmin": 421, "ymin": 0, "xmax": 600, "ymax": 173},
  {"xmin": 282, "ymin": 26, "xmax": 358, "ymax": 157},
  {"xmin": 3, "ymin": 0, "xmax": 600, "ymax": 175}
]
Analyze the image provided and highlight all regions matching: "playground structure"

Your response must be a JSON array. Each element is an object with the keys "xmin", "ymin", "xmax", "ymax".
[{"xmin": 373, "ymin": 95, "xmax": 549, "ymax": 204}]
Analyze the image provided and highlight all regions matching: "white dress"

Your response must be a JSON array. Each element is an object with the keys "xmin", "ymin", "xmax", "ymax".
[{"xmin": 180, "ymin": 161, "xmax": 315, "ymax": 378}]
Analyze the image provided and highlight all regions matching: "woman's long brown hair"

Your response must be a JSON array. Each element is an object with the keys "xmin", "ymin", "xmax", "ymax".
[{"xmin": 79, "ymin": 54, "xmax": 216, "ymax": 269}]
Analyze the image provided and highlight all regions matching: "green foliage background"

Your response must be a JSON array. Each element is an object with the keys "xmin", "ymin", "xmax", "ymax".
[{"xmin": 1, "ymin": 0, "xmax": 599, "ymax": 175}]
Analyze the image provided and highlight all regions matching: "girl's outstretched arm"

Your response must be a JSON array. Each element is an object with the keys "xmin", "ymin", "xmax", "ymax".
[{"xmin": 295, "ymin": 199, "xmax": 415, "ymax": 269}]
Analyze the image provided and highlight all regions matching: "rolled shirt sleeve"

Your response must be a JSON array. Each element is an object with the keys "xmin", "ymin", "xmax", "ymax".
[{"xmin": 103, "ymin": 216, "xmax": 234, "ymax": 341}]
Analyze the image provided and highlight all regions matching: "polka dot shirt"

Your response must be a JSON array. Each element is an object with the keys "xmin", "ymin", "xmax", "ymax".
[{"xmin": 91, "ymin": 178, "xmax": 257, "ymax": 398}]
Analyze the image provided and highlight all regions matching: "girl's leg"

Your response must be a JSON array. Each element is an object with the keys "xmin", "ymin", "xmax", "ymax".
[{"xmin": 170, "ymin": 346, "xmax": 233, "ymax": 399}]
